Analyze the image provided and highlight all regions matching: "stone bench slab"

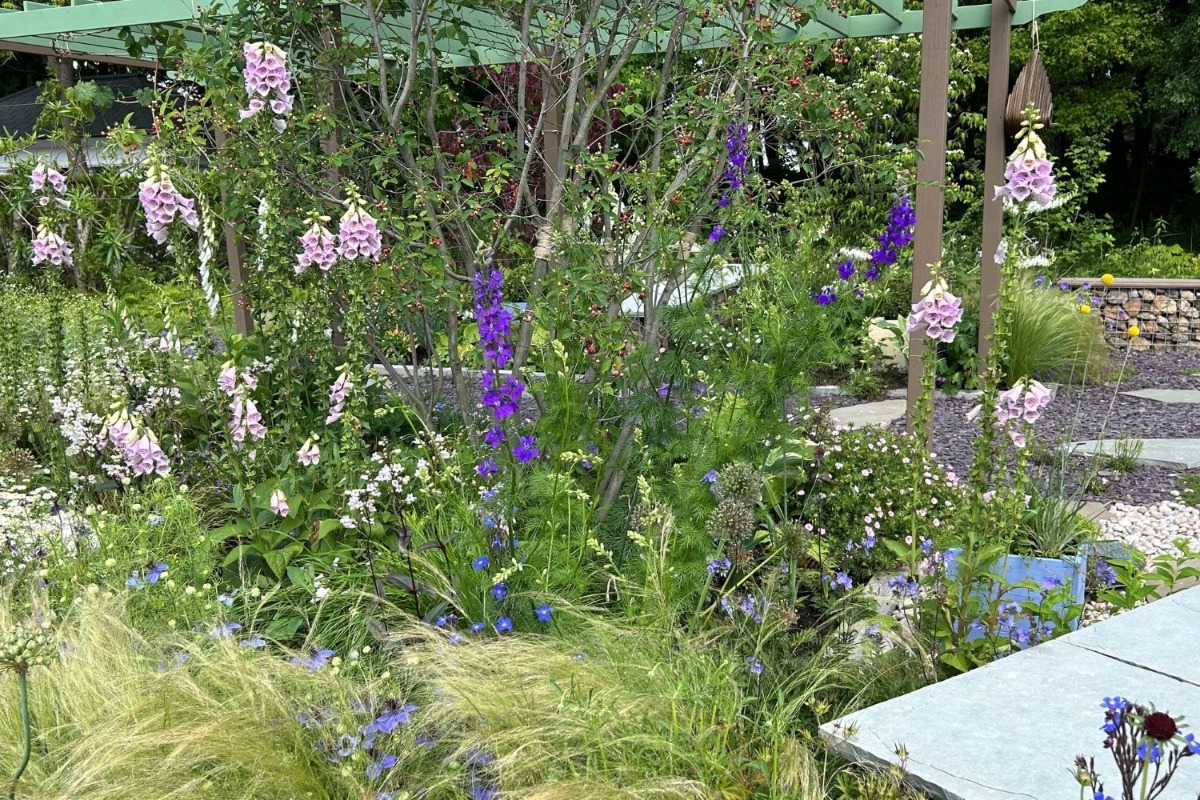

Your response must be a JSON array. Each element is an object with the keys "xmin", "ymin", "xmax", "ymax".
[{"xmin": 821, "ymin": 587, "xmax": 1200, "ymax": 800}]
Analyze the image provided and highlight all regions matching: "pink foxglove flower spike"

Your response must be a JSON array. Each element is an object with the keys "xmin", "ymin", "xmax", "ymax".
[
  {"xmin": 994, "ymin": 106, "xmax": 1057, "ymax": 210},
  {"xmin": 906, "ymin": 277, "xmax": 964, "ymax": 343},
  {"xmin": 295, "ymin": 212, "xmax": 338, "ymax": 274},
  {"xmin": 336, "ymin": 184, "xmax": 382, "ymax": 262},
  {"xmin": 31, "ymin": 223, "xmax": 74, "ymax": 267},
  {"xmin": 240, "ymin": 41, "xmax": 293, "ymax": 130},
  {"xmin": 138, "ymin": 162, "xmax": 199, "ymax": 243}
]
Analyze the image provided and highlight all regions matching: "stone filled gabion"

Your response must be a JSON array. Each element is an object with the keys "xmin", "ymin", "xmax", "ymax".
[
  {"xmin": 707, "ymin": 499, "xmax": 756, "ymax": 541},
  {"xmin": 0, "ymin": 623, "xmax": 54, "ymax": 674},
  {"xmin": 712, "ymin": 462, "xmax": 762, "ymax": 507}
]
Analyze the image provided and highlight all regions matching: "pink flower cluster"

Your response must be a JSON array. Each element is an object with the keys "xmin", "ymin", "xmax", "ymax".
[
  {"xmin": 906, "ymin": 280, "xmax": 964, "ymax": 343},
  {"xmin": 269, "ymin": 489, "xmax": 290, "ymax": 517},
  {"xmin": 218, "ymin": 364, "xmax": 267, "ymax": 449},
  {"xmin": 240, "ymin": 41, "xmax": 293, "ymax": 132},
  {"xmin": 326, "ymin": 371, "xmax": 352, "ymax": 425},
  {"xmin": 32, "ymin": 225, "xmax": 74, "ymax": 267},
  {"xmin": 139, "ymin": 164, "xmax": 199, "ymax": 244},
  {"xmin": 994, "ymin": 151, "xmax": 1056, "ymax": 208},
  {"xmin": 106, "ymin": 416, "xmax": 170, "ymax": 478},
  {"xmin": 229, "ymin": 395, "xmax": 268, "ymax": 447},
  {"xmin": 336, "ymin": 204, "xmax": 382, "ymax": 262},
  {"xmin": 995, "ymin": 379, "xmax": 1052, "ymax": 447},
  {"xmin": 297, "ymin": 436, "xmax": 320, "ymax": 466},
  {"xmin": 295, "ymin": 218, "xmax": 337, "ymax": 274},
  {"xmin": 30, "ymin": 162, "xmax": 69, "ymax": 208}
]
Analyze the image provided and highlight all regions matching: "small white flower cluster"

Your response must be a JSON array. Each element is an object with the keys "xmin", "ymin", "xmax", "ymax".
[
  {"xmin": 340, "ymin": 436, "xmax": 458, "ymax": 530},
  {"xmin": 0, "ymin": 483, "xmax": 98, "ymax": 580}
]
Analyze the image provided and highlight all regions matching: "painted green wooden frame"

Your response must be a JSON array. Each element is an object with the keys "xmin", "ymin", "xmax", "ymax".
[{"xmin": 0, "ymin": 0, "xmax": 1084, "ymax": 68}]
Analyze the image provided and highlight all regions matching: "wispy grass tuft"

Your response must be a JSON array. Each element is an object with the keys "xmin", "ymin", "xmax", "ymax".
[
  {"xmin": 0, "ymin": 596, "xmax": 367, "ymax": 800},
  {"xmin": 1005, "ymin": 280, "xmax": 1110, "ymax": 385}
]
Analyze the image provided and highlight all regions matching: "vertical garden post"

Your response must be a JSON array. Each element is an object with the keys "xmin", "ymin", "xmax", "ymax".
[
  {"xmin": 978, "ymin": 0, "xmax": 1015, "ymax": 372},
  {"xmin": 213, "ymin": 125, "xmax": 254, "ymax": 336},
  {"xmin": 906, "ymin": 0, "xmax": 954, "ymax": 434}
]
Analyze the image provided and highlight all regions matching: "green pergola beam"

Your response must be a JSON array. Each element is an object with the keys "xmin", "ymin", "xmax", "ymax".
[
  {"xmin": 0, "ymin": 0, "xmax": 1089, "ymax": 67},
  {"xmin": 0, "ymin": 0, "xmax": 234, "ymax": 38}
]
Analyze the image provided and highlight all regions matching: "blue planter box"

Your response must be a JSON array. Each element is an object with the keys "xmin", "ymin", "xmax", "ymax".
[{"xmin": 947, "ymin": 549, "xmax": 1088, "ymax": 644}]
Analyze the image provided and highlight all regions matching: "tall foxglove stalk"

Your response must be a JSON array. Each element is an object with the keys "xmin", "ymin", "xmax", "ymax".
[
  {"xmin": 240, "ymin": 41, "xmax": 294, "ymax": 132},
  {"xmin": 138, "ymin": 162, "xmax": 199, "ymax": 243}
]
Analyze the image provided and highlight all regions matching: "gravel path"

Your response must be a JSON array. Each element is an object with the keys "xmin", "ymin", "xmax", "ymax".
[{"xmin": 807, "ymin": 350, "xmax": 1200, "ymax": 505}]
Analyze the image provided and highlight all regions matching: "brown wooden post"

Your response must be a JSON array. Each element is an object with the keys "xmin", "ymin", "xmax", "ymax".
[
  {"xmin": 978, "ymin": 0, "xmax": 1015, "ymax": 372},
  {"xmin": 906, "ymin": 0, "xmax": 954, "ymax": 435},
  {"xmin": 213, "ymin": 126, "xmax": 254, "ymax": 336},
  {"xmin": 319, "ymin": 3, "xmax": 347, "ymax": 350}
]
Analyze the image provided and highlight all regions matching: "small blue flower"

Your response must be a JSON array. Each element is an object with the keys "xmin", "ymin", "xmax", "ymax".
[
  {"xmin": 535, "ymin": 603, "xmax": 552, "ymax": 623},
  {"xmin": 470, "ymin": 622, "xmax": 485, "ymax": 633},
  {"xmin": 707, "ymin": 558, "xmax": 731, "ymax": 576},
  {"xmin": 701, "ymin": 470, "xmax": 719, "ymax": 484},
  {"xmin": 476, "ymin": 458, "xmax": 499, "ymax": 478},
  {"xmin": 292, "ymin": 648, "xmax": 335, "ymax": 671},
  {"xmin": 814, "ymin": 287, "xmax": 837, "ymax": 306},
  {"xmin": 473, "ymin": 555, "xmax": 489, "ymax": 570},
  {"xmin": 146, "ymin": 562, "xmax": 168, "ymax": 584},
  {"xmin": 492, "ymin": 582, "xmax": 508, "ymax": 601},
  {"xmin": 709, "ymin": 225, "xmax": 726, "ymax": 242},
  {"xmin": 148, "ymin": 514, "xmax": 164, "ymax": 526},
  {"xmin": 210, "ymin": 622, "xmax": 241, "ymax": 638},
  {"xmin": 919, "ymin": 537, "xmax": 933, "ymax": 555},
  {"xmin": 832, "ymin": 572, "xmax": 853, "ymax": 591},
  {"xmin": 217, "ymin": 590, "xmax": 237, "ymax": 607},
  {"xmin": 125, "ymin": 572, "xmax": 145, "ymax": 589},
  {"xmin": 468, "ymin": 784, "xmax": 498, "ymax": 800},
  {"xmin": 657, "ymin": 382, "xmax": 670, "ymax": 397},
  {"xmin": 1034, "ymin": 274, "xmax": 1046, "ymax": 285},
  {"xmin": 240, "ymin": 634, "xmax": 266, "ymax": 649},
  {"xmin": 837, "ymin": 260, "xmax": 856, "ymax": 280},
  {"xmin": 416, "ymin": 732, "xmax": 437, "ymax": 751},
  {"xmin": 495, "ymin": 616, "xmax": 513, "ymax": 633},
  {"xmin": 365, "ymin": 753, "xmax": 397, "ymax": 779},
  {"xmin": 337, "ymin": 733, "xmax": 360, "ymax": 758},
  {"xmin": 371, "ymin": 703, "xmax": 417, "ymax": 734},
  {"xmin": 746, "ymin": 656, "xmax": 764, "ymax": 675},
  {"xmin": 1041, "ymin": 575, "xmax": 1064, "ymax": 590}
]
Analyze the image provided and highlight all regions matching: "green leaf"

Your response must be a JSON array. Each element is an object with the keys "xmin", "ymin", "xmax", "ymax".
[{"xmin": 264, "ymin": 614, "xmax": 305, "ymax": 640}]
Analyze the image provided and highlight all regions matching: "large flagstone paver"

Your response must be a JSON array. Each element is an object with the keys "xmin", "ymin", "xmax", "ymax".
[
  {"xmin": 821, "ymin": 587, "xmax": 1200, "ymax": 800},
  {"xmin": 1070, "ymin": 438, "xmax": 1200, "ymax": 471},
  {"xmin": 1121, "ymin": 389, "xmax": 1200, "ymax": 404},
  {"xmin": 828, "ymin": 399, "xmax": 907, "ymax": 429}
]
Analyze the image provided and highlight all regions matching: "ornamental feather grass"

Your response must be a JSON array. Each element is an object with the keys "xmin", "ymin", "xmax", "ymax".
[
  {"xmin": 391, "ymin": 608, "xmax": 842, "ymax": 800},
  {"xmin": 1005, "ymin": 279, "xmax": 1110, "ymax": 386},
  {"xmin": 0, "ymin": 595, "xmax": 368, "ymax": 800}
]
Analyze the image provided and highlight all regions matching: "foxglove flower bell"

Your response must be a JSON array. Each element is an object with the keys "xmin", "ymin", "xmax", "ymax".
[
  {"xmin": 295, "ymin": 214, "xmax": 338, "ymax": 274},
  {"xmin": 906, "ymin": 277, "xmax": 964, "ymax": 343},
  {"xmin": 336, "ymin": 186, "xmax": 382, "ymax": 262},
  {"xmin": 240, "ymin": 41, "xmax": 294, "ymax": 132},
  {"xmin": 31, "ymin": 223, "xmax": 73, "ymax": 267},
  {"xmin": 995, "ymin": 107, "xmax": 1056, "ymax": 209},
  {"xmin": 138, "ymin": 163, "xmax": 199, "ymax": 243}
]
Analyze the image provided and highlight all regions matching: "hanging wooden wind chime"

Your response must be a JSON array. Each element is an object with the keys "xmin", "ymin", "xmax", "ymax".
[{"xmin": 1005, "ymin": 49, "xmax": 1053, "ymax": 135}]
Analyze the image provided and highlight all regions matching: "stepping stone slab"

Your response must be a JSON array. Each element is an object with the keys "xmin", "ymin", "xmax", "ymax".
[
  {"xmin": 1121, "ymin": 389, "xmax": 1200, "ymax": 404},
  {"xmin": 828, "ymin": 399, "xmax": 907, "ymax": 429},
  {"xmin": 821, "ymin": 587, "xmax": 1200, "ymax": 800},
  {"xmin": 1070, "ymin": 438, "xmax": 1200, "ymax": 471}
]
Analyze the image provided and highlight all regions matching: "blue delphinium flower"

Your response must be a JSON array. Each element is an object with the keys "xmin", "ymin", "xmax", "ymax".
[
  {"xmin": 495, "ymin": 616, "xmax": 513, "ymax": 633},
  {"xmin": 492, "ymin": 582, "xmax": 507, "ymax": 601},
  {"xmin": 535, "ymin": 603, "xmax": 552, "ymax": 623},
  {"xmin": 365, "ymin": 753, "xmax": 397, "ymax": 779},
  {"xmin": 472, "ymin": 555, "xmax": 490, "ymax": 570},
  {"xmin": 513, "ymin": 436, "xmax": 540, "ymax": 463},
  {"xmin": 837, "ymin": 260, "xmax": 856, "ymax": 280},
  {"xmin": 814, "ymin": 287, "xmax": 837, "ymax": 306},
  {"xmin": 476, "ymin": 458, "xmax": 499, "ymax": 478},
  {"xmin": 709, "ymin": 225, "xmax": 726, "ymax": 242},
  {"xmin": 473, "ymin": 268, "xmax": 538, "ymax": 464}
]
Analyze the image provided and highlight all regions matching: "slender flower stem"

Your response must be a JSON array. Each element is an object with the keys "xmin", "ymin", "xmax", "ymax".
[{"xmin": 9, "ymin": 672, "xmax": 30, "ymax": 800}]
